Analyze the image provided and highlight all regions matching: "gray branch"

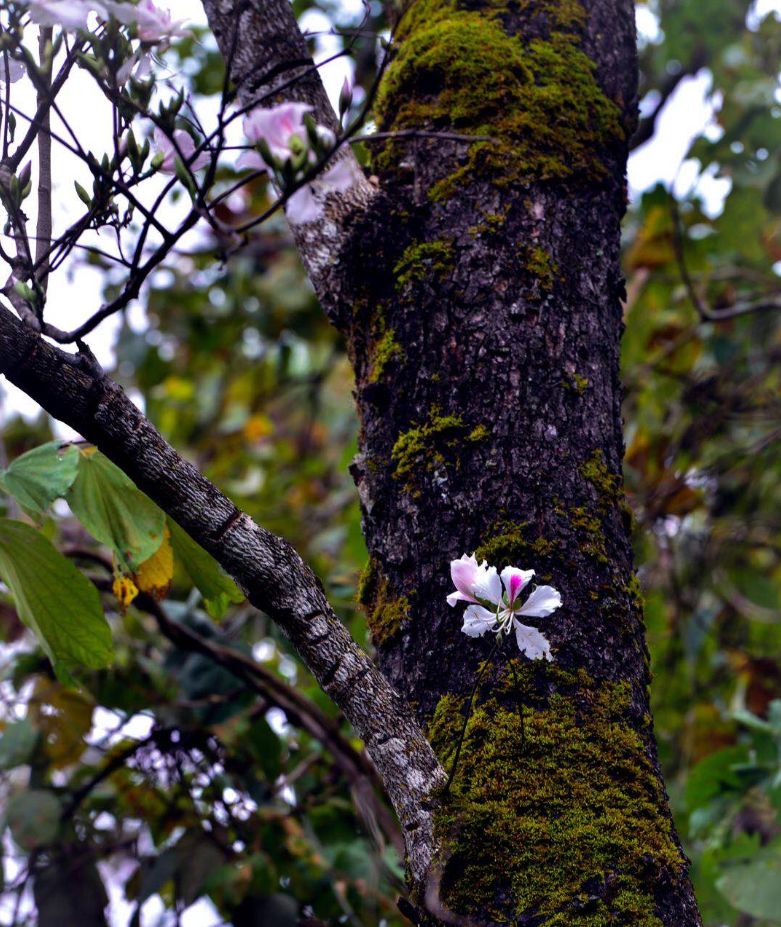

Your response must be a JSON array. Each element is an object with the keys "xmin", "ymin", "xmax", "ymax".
[{"xmin": 0, "ymin": 303, "xmax": 446, "ymax": 883}]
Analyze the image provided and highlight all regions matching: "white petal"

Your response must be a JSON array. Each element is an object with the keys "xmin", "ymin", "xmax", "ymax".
[
  {"xmin": 286, "ymin": 184, "xmax": 322, "ymax": 225},
  {"xmin": 517, "ymin": 585, "xmax": 562, "ymax": 618},
  {"xmin": 236, "ymin": 149, "xmax": 267, "ymax": 172},
  {"xmin": 321, "ymin": 156, "xmax": 361, "ymax": 193},
  {"xmin": 461, "ymin": 605, "xmax": 498, "ymax": 638},
  {"xmin": 472, "ymin": 566, "xmax": 503, "ymax": 607},
  {"xmin": 513, "ymin": 621, "xmax": 552, "ymax": 661},
  {"xmin": 447, "ymin": 590, "xmax": 473, "ymax": 607},
  {"xmin": 0, "ymin": 59, "xmax": 25, "ymax": 83},
  {"xmin": 500, "ymin": 566, "xmax": 535, "ymax": 603}
]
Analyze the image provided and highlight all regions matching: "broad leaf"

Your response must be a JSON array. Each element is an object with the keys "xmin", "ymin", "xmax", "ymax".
[
  {"xmin": 5, "ymin": 789, "xmax": 62, "ymax": 849},
  {"xmin": 135, "ymin": 526, "xmax": 173, "ymax": 599},
  {"xmin": 168, "ymin": 517, "xmax": 243, "ymax": 618},
  {"xmin": 716, "ymin": 849, "xmax": 781, "ymax": 921},
  {"xmin": 0, "ymin": 719, "xmax": 38, "ymax": 769},
  {"xmin": 0, "ymin": 442, "xmax": 79, "ymax": 519},
  {"xmin": 67, "ymin": 450, "xmax": 165, "ymax": 571},
  {"xmin": 0, "ymin": 519, "xmax": 113, "ymax": 671}
]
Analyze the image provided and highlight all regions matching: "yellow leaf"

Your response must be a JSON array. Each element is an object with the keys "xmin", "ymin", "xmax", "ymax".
[
  {"xmin": 243, "ymin": 414, "xmax": 273, "ymax": 443},
  {"xmin": 30, "ymin": 678, "xmax": 94, "ymax": 768},
  {"xmin": 135, "ymin": 527, "xmax": 173, "ymax": 600},
  {"xmin": 113, "ymin": 574, "xmax": 139, "ymax": 610}
]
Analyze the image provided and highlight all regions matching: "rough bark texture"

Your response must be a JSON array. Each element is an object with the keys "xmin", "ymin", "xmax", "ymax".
[
  {"xmin": 333, "ymin": 0, "xmax": 703, "ymax": 923},
  {"xmin": 0, "ymin": 305, "xmax": 446, "ymax": 885}
]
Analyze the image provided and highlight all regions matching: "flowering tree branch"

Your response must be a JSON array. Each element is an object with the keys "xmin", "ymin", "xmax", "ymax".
[{"xmin": 200, "ymin": 0, "xmax": 377, "ymax": 322}]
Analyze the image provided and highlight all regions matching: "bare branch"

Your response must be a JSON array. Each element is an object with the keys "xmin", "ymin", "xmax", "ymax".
[{"xmin": 671, "ymin": 198, "xmax": 781, "ymax": 323}]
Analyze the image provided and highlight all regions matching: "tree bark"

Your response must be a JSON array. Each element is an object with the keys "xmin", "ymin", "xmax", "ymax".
[{"xmin": 333, "ymin": 0, "xmax": 703, "ymax": 923}]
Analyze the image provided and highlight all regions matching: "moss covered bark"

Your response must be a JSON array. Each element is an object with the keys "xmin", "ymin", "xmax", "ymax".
[
  {"xmin": 337, "ymin": 0, "xmax": 702, "ymax": 922},
  {"xmin": 428, "ymin": 665, "xmax": 685, "ymax": 925}
]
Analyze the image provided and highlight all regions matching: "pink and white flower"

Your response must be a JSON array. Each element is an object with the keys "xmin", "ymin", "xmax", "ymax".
[
  {"xmin": 133, "ymin": 0, "xmax": 189, "ymax": 43},
  {"xmin": 240, "ymin": 102, "xmax": 362, "ymax": 226},
  {"xmin": 153, "ymin": 127, "xmax": 209, "ymax": 173},
  {"xmin": 243, "ymin": 102, "xmax": 312, "ymax": 164},
  {"xmin": 446, "ymin": 554, "xmax": 561, "ymax": 660}
]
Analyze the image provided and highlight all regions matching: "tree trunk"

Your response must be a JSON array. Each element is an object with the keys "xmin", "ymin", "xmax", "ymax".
[{"xmin": 337, "ymin": 0, "xmax": 703, "ymax": 922}]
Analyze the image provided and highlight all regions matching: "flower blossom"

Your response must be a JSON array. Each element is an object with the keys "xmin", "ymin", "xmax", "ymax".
[
  {"xmin": 133, "ymin": 0, "xmax": 188, "ymax": 43},
  {"xmin": 153, "ymin": 127, "xmax": 209, "ymax": 173},
  {"xmin": 28, "ymin": 0, "xmax": 187, "ymax": 41},
  {"xmin": 242, "ymin": 102, "xmax": 312, "ymax": 163},
  {"xmin": 240, "ymin": 101, "xmax": 362, "ymax": 226},
  {"xmin": 447, "ymin": 555, "xmax": 561, "ymax": 661}
]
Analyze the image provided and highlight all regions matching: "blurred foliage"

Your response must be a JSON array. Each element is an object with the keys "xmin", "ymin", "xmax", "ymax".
[{"xmin": 2, "ymin": 0, "xmax": 781, "ymax": 924}]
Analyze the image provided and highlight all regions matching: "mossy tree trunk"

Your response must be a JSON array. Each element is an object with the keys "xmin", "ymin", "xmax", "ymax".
[{"xmin": 337, "ymin": 0, "xmax": 703, "ymax": 923}]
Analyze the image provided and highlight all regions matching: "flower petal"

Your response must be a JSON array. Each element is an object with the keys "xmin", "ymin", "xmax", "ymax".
[
  {"xmin": 286, "ymin": 184, "xmax": 322, "ymax": 225},
  {"xmin": 237, "ymin": 149, "xmax": 267, "ymax": 172},
  {"xmin": 517, "ymin": 585, "xmax": 562, "ymax": 618},
  {"xmin": 513, "ymin": 621, "xmax": 552, "ymax": 661},
  {"xmin": 448, "ymin": 553, "xmax": 480, "ymax": 606},
  {"xmin": 243, "ymin": 103, "xmax": 312, "ymax": 159},
  {"xmin": 321, "ymin": 156, "xmax": 361, "ymax": 193},
  {"xmin": 461, "ymin": 605, "xmax": 498, "ymax": 637},
  {"xmin": 0, "ymin": 58, "xmax": 25, "ymax": 83},
  {"xmin": 500, "ymin": 566, "xmax": 535, "ymax": 604},
  {"xmin": 472, "ymin": 566, "xmax": 503, "ymax": 607}
]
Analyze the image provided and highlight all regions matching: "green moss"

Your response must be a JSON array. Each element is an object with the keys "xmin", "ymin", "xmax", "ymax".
[
  {"xmin": 573, "ymin": 372, "xmax": 589, "ymax": 393},
  {"xmin": 368, "ymin": 329, "xmax": 404, "ymax": 383},
  {"xmin": 394, "ymin": 239, "xmax": 455, "ymax": 291},
  {"xmin": 467, "ymin": 424, "xmax": 490, "ymax": 442},
  {"xmin": 468, "ymin": 209, "xmax": 509, "ymax": 238},
  {"xmin": 374, "ymin": 0, "xmax": 624, "ymax": 199},
  {"xmin": 357, "ymin": 558, "xmax": 410, "ymax": 646},
  {"xmin": 520, "ymin": 244, "xmax": 558, "ymax": 291},
  {"xmin": 627, "ymin": 572, "xmax": 644, "ymax": 612},
  {"xmin": 570, "ymin": 506, "xmax": 609, "ymax": 565},
  {"xmin": 475, "ymin": 521, "xmax": 559, "ymax": 570},
  {"xmin": 563, "ymin": 371, "xmax": 590, "ymax": 394},
  {"xmin": 581, "ymin": 449, "xmax": 622, "ymax": 508},
  {"xmin": 391, "ymin": 411, "xmax": 469, "ymax": 493},
  {"xmin": 428, "ymin": 667, "xmax": 684, "ymax": 924}
]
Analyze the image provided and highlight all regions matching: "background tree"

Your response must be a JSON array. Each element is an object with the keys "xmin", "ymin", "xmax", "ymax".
[{"xmin": 0, "ymin": 0, "xmax": 780, "ymax": 925}]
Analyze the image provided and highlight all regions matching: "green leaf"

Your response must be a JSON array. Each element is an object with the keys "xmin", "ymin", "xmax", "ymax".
[
  {"xmin": 5, "ymin": 789, "xmax": 61, "ymax": 849},
  {"xmin": 168, "ymin": 517, "xmax": 243, "ymax": 618},
  {"xmin": 0, "ymin": 719, "xmax": 38, "ymax": 769},
  {"xmin": 74, "ymin": 181, "xmax": 92, "ymax": 207},
  {"xmin": 1, "ymin": 441, "xmax": 80, "ymax": 519},
  {"xmin": 0, "ymin": 519, "xmax": 113, "ymax": 671},
  {"xmin": 716, "ymin": 849, "xmax": 781, "ymax": 921},
  {"xmin": 67, "ymin": 451, "xmax": 165, "ymax": 571},
  {"xmin": 685, "ymin": 745, "xmax": 751, "ymax": 811}
]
